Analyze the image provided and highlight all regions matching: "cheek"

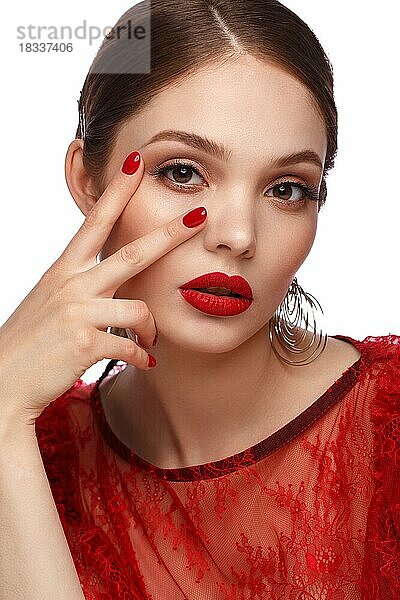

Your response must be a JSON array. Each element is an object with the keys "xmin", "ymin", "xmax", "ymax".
[
  {"xmin": 119, "ymin": 182, "xmax": 182, "ymax": 240},
  {"xmin": 290, "ymin": 227, "xmax": 316, "ymax": 266},
  {"xmin": 265, "ymin": 217, "xmax": 317, "ymax": 275},
  {"xmin": 109, "ymin": 198, "xmax": 161, "ymax": 252}
]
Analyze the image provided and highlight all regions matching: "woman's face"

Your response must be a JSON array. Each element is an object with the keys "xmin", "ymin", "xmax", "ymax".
[{"xmin": 98, "ymin": 55, "xmax": 327, "ymax": 354}]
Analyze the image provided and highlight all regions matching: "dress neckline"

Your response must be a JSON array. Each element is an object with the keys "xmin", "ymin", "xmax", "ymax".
[{"xmin": 90, "ymin": 334, "xmax": 370, "ymax": 482}]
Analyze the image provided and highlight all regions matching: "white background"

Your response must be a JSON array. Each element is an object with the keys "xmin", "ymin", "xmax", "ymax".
[{"xmin": 1, "ymin": 1, "xmax": 399, "ymax": 384}]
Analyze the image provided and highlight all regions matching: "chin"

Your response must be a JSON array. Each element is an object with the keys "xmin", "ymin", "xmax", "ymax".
[{"xmin": 161, "ymin": 322, "xmax": 256, "ymax": 355}]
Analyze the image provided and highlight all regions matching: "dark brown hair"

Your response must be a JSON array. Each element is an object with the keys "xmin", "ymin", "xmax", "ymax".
[{"xmin": 76, "ymin": 0, "xmax": 337, "ymax": 212}]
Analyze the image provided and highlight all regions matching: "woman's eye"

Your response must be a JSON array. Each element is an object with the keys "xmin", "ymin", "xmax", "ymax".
[
  {"xmin": 156, "ymin": 162, "xmax": 205, "ymax": 187},
  {"xmin": 150, "ymin": 163, "xmax": 318, "ymax": 205},
  {"xmin": 266, "ymin": 182, "xmax": 306, "ymax": 204}
]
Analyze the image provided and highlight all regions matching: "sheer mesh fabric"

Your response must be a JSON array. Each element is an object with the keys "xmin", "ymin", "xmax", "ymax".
[{"xmin": 35, "ymin": 334, "xmax": 400, "ymax": 599}]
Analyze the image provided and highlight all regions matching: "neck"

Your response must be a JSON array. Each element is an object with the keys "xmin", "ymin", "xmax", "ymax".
[{"xmin": 107, "ymin": 324, "xmax": 310, "ymax": 469}]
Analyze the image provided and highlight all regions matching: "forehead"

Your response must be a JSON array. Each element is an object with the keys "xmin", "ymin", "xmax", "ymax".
[{"xmin": 118, "ymin": 54, "xmax": 327, "ymax": 164}]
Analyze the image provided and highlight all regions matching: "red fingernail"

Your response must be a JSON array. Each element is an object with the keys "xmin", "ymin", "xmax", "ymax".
[
  {"xmin": 122, "ymin": 151, "xmax": 141, "ymax": 175},
  {"xmin": 182, "ymin": 207, "xmax": 207, "ymax": 228},
  {"xmin": 148, "ymin": 354, "xmax": 157, "ymax": 368}
]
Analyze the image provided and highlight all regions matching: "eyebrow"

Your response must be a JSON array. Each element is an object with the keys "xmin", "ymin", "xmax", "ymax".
[{"xmin": 140, "ymin": 129, "xmax": 323, "ymax": 170}]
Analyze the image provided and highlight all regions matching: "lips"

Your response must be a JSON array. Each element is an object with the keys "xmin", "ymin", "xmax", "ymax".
[{"xmin": 179, "ymin": 271, "xmax": 253, "ymax": 300}]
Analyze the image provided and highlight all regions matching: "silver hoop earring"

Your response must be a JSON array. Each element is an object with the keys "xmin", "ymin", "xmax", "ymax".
[{"xmin": 269, "ymin": 277, "xmax": 328, "ymax": 366}]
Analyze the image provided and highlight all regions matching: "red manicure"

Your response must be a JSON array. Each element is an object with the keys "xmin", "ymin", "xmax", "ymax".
[
  {"xmin": 122, "ymin": 151, "xmax": 141, "ymax": 175},
  {"xmin": 148, "ymin": 354, "xmax": 157, "ymax": 368},
  {"xmin": 182, "ymin": 207, "xmax": 207, "ymax": 228}
]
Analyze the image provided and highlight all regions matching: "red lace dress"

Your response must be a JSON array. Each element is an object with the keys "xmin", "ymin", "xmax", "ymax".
[{"xmin": 35, "ymin": 334, "xmax": 400, "ymax": 599}]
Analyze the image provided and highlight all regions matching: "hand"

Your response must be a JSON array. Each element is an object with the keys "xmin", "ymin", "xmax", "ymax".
[{"xmin": 0, "ymin": 150, "xmax": 207, "ymax": 428}]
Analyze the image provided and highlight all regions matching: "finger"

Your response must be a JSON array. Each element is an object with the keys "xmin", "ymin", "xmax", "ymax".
[
  {"xmin": 88, "ymin": 298, "xmax": 156, "ymax": 349},
  {"xmin": 57, "ymin": 150, "xmax": 145, "ymax": 269},
  {"xmin": 86, "ymin": 206, "xmax": 208, "ymax": 296},
  {"xmin": 94, "ymin": 330, "xmax": 155, "ymax": 370}
]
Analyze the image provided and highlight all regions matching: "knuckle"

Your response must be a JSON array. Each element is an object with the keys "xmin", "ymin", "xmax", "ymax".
[
  {"xmin": 122, "ymin": 339, "xmax": 135, "ymax": 356},
  {"xmin": 120, "ymin": 332, "xmax": 148, "ymax": 367},
  {"xmin": 43, "ymin": 258, "xmax": 78, "ymax": 290},
  {"xmin": 50, "ymin": 276, "xmax": 77, "ymax": 305},
  {"xmin": 164, "ymin": 219, "xmax": 181, "ymax": 240},
  {"xmin": 64, "ymin": 301, "xmax": 83, "ymax": 321},
  {"xmin": 132, "ymin": 299, "xmax": 150, "ymax": 321},
  {"xmin": 120, "ymin": 242, "xmax": 143, "ymax": 265},
  {"xmin": 123, "ymin": 338, "xmax": 141, "ymax": 360},
  {"xmin": 40, "ymin": 263, "xmax": 68, "ymax": 292}
]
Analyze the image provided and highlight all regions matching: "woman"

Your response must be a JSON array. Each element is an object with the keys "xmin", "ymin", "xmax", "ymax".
[{"xmin": 0, "ymin": 0, "xmax": 398, "ymax": 598}]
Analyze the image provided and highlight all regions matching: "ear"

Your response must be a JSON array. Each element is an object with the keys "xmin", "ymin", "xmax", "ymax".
[{"xmin": 65, "ymin": 139, "xmax": 99, "ymax": 217}]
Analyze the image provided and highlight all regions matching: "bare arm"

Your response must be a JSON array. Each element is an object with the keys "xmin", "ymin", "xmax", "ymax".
[
  {"xmin": 0, "ymin": 423, "xmax": 85, "ymax": 600},
  {"xmin": 0, "ymin": 151, "xmax": 208, "ymax": 599}
]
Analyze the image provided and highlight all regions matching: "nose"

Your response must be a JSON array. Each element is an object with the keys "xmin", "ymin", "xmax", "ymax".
[{"xmin": 200, "ymin": 192, "xmax": 257, "ymax": 258}]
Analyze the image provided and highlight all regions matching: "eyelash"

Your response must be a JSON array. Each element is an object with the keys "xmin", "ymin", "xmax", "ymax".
[{"xmin": 148, "ymin": 159, "xmax": 320, "ymax": 205}]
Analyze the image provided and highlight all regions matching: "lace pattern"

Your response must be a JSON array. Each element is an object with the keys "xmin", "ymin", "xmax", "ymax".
[{"xmin": 34, "ymin": 334, "xmax": 400, "ymax": 598}]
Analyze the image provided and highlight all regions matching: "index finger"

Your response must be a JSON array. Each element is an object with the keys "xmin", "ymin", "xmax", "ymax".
[
  {"xmin": 87, "ymin": 206, "xmax": 208, "ymax": 296},
  {"xmin": 59, "ymin": 150, "xmax": 145, "ymax": 269}
]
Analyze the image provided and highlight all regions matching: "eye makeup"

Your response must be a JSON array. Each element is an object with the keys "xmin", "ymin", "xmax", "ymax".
[{"xmin": 147, "ymin": 157, "xmax": 320, "ymax": 207}]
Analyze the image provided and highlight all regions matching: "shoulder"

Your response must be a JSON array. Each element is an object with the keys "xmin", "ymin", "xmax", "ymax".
[
  {"xmin": 357, "ymin": 333, "xmax": 400, "ymax": 414},
  {"xmin": 334, "ymin": 333, "xmax": 400, "ymax": 392},
  {"xmin": 335, "ymin": 332, "xmax": 400, "ymax": 365},
  {"xmin": 359, "ymin": 334, "xmax": 399, "ymax": 519},
  {"xmin": 356, "ymin": 332, "xmax": 400, "ymax": 366},
  {"xmin": 331, "ymin": 333, "xmax": 400, "ymax": 481},
  {"xmin": 349, "ymin": 333, "xmax": 400, "ymax": 446}
]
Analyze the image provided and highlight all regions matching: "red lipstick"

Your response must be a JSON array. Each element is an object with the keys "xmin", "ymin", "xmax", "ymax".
[{"xmin": 178, "ymin": 271, "xmax": 253, "ymax": 316}]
